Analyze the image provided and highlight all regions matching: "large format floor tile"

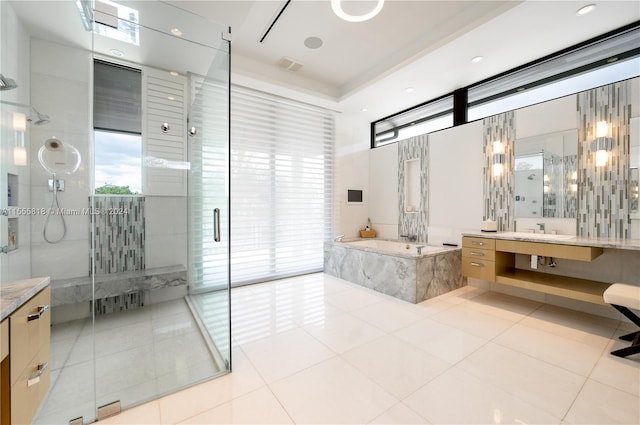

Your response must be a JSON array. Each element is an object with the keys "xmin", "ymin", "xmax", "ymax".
[{"xmin": 39, "ymin": 273, "xmax": 640, "ymax": 425}]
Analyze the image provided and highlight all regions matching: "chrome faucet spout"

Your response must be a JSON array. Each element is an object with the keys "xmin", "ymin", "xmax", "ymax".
[
  {"xmin": 400, "ymin": 234, "xmax": 417, "ymax": 242},
  {"xmin": 334, "ymin": 234, "xmax": 345, "ymax": 242},
  {"xmin": 536, "ymin": 223, "xmax": 545, "ymax": 233}
]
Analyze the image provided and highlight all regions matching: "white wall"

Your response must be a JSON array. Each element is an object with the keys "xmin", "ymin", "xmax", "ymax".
[
  {"xmin": 369, "ymin": 143, "xmax": 398, "ymax": 239},
  {"xmin": 0, "ymin": 1, "xmax": 32, "ymax": 282},
  {"xmin": 29, "ymin": 39, "xmax": 92, "ymax": 280},
  {"xmin": 428, "ymin": 121, "xmax": 484, "ymax": 246}
]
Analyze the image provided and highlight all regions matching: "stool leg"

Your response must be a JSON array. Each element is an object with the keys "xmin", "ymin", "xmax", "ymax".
[
  {"xmin": 619, "ymin": 330, "xmax": 640, "ymax": 342},
  {"xmin": 612, "ymin": 305, "xmax": 640, "ymax": 327}
]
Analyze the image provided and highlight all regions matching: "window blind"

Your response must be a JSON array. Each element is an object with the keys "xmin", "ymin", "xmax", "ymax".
[
  {"xmin": 93, "ymin": 60, "xmax": 142, "ymax": 133},
  {"xmin": 230, "ymin": 86, "xmax": 335, "ymax": 285}
]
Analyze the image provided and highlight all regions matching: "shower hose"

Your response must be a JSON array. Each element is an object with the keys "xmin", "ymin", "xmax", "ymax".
[{"xmin": 43, "ymin": 173, "xmax": 67, "ymax": 244}]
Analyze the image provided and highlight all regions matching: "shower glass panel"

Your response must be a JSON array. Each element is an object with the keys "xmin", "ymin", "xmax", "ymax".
[
  {"xmin": 88, "ymin": 1, "xmax": 231, "ymax": 421},
  {"xmin": 1, "ymin": 1, "xmax": 230, "ymax": 423}
]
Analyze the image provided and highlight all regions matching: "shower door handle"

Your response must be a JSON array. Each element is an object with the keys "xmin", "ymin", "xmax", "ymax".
[{"xmin": 213, "ymin": 208, "xmax": 221, "ymax": 242}]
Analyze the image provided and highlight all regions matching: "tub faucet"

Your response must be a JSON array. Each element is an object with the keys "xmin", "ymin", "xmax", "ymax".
[
  {"xmin": 400, "ymin": 234, "xmax": 417, "ymax": 242},
  {"xmin": 334, "ymin": 234, "xmax": 345, "ymax": 242},
  {"xmin": 536, "ymin": 223, "xmax": 545, "ymax": 233},
  {"xmin": 416, "ymin": 245, "xmax": 425, "ymax": 255}
]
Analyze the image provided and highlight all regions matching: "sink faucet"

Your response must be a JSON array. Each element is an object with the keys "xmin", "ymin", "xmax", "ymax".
[
  {"xmin": 400, "ymin": 234, "xmax": 417, "ymax": 242},
  {"xmin": 536, "ymin": 223, "xmax": 545, "ymax": 233},
  {"xmin": 334, "ymin": 234, "xmax": 345, "ymax": 242}
]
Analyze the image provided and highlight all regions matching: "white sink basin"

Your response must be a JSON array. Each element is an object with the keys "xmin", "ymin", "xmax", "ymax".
[{"xmin": 501, "ymin": 232, "xmax": 576, "ymax": 241}]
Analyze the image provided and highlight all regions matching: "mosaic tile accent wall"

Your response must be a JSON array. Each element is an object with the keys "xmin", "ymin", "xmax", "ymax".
[
  {"xmin": 91, "ymin": 196, "xmax": 145, "ymax": 274},
  {"xmin": 564, "ymin": 154, "xmax": 578, "ymax": 218},
  {"xmin": 577, "ymin": 80, "xmax": 631, "ymax": 238},
  {"xmin": 398, "ymin": 135, "xmax": 428, "ymax": 242},
  {"xmin": 483, "ymin": 112, "xmax": 516, "ymax": 231}
]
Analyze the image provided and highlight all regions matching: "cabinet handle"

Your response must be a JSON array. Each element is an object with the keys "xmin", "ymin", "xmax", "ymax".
[
  {"xmin": 470, "ymin": 251, "xmax": 485, "ymax": 256},
  {"xmin": 27, "ymin": 362, "xmax": 48, "ymax": 387},
  {"xmin": 27, "ymin": 304, "xmax": 49, "ymax": 321},
  {"xmin": 471, "ymin": 241, "xmax": 485, "ymax": 246},
  {"xmin": 470, "ymin": 262, "xmax": 484, "ymax": 267},
  {"xmin": 213, "ymin": 208, "xmax": 221, "ymax": 242}
]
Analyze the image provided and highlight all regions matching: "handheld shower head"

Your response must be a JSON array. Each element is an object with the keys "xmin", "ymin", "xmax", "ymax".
[{"xmin": 27, "ymin": 108, "xmax": 51, "ymax": 125}]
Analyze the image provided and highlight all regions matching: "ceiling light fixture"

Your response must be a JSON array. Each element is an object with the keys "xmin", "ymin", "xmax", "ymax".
[
  {"xmin": 404, "ymin": 87, "xmax": 415, "ymax": 93},
  {"xmin": 471, "ymin": 56, "xmax": 484, "ymax": 63},
  {"xmin": 171, "ymin": 28, "xmax": 182, "ymax": 36},
  {"xmin": 331, "ymin": 0, "xmax": 384, "ymax": 23},
  {"xmin": 109, "ymin": 49, "xmax": 124, "ymax": 57},
  {"xmin": 577, "ymin": 4, "xmax": 596, "ymax": 16},
  {"xmin": 361, "ymin": 108, "xmax": 368, "ymax": 112},
  {"xmin": 169, "ymin": 71, "xmax": 179, "ymax": 76}
]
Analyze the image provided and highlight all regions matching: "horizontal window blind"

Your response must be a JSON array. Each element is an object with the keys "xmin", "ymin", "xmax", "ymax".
[
  {"xmin": 231, "ymin": 86, "xmax": 334, "ymax": 285},
  {"xmin": 94, "ymin": 60, "xmax": 142, "ymax": 133}
]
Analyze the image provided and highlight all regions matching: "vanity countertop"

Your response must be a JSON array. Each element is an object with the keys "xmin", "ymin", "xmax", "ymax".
[
  {"xmin": 0, "ymin": 276, "xmax": 51, "ymax": 321},
  {"xmin": 462, "ymin": 231, "xmax": 640, "ymax": 251}
]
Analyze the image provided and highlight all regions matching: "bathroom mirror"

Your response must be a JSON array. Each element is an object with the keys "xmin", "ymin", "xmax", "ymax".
[
  {"xmin": 631, "ymin": 117, "xmax": 640, "ymax": 218},
  {"xmin": 514, "ymin": 129, "xmax": 578, "ymax": 218}
]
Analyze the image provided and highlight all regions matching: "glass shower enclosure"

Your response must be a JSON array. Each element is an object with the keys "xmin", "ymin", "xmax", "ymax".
[{"xmin": 0, "ymin": 1, "xmax": 230, "ymax": 423}]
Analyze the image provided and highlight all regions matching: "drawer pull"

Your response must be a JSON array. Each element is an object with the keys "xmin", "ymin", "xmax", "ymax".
[
  {"xmin": 470, "ymin": 251, "xmax": 485, "ymax": 257},
  {"xmin": 27, "ymin": 304, "xmax": 49, "ymax": 321},
  {"xmin": 471, "ymin": 241, "xmax": 485, "ymax": 246},
  {"xmin": 27, "ymin": 362, "xmax": 48, "ymax": 387},
  {"xmin": 470, "ymin": 262, "xmax": 484, "ymax": 267}
]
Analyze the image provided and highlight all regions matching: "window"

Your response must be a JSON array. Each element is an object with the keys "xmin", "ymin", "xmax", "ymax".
[
  {"xmin": 372, "ymin": 95, "xmax": 453, "ymax": 148},
  {"xmin": 231, "ymin": 86, "xmax": 334, "ymax": 285},
  {"xmin": 93, "ymin": 60, "xmax": 142, "ymax": 194}
]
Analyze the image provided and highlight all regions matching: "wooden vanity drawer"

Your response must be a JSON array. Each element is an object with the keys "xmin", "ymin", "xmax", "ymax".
[
  {"xmin": 462, "ymin": 257, "xmax": 496, "ymax": 281},
  {"xmin": 462, "ymin": 247, "xmax": 496, "ymax": 261},
  {"xmin": 10, "ymin": 344, "xmax": 50, "ymax": 425},
  {"xmin": 462, "ymin": 237, "xmax": 495, "ymax": 250},
  {"xmin": 0, "ymin": 320, "xmax": 7, "ymax": 361},
  {"xmin": 10, "ymin": 287, "xmax": 50, "ymax": 386}
]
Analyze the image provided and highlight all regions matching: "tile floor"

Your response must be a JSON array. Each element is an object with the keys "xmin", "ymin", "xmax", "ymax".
[
  {"xmin": 34, "ymin": 298, "xmax": 222, "ymax": 424},
  {"xmin": 90, "ymin": 273, "xmax": 640, "ymax": 424}
]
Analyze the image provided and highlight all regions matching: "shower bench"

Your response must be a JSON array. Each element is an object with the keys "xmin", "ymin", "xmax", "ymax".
[{"xmin": 49, "ymin": 265, "xmax": 187, "ymax": 322}]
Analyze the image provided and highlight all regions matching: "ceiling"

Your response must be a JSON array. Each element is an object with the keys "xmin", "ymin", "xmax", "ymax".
[
  {"xmin": 169, "ymin": 0, "xmax": 640, "ymax": 120},
  {"xmin": 8, "ymin": 1, "xmax": 640, "ymax": 122}
]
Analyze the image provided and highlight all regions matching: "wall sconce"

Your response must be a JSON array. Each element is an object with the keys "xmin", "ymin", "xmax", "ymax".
[
  {"xmin": 591, "ymin": 120, "xmax": 613, "ymax": 167},
  {"xmin": 492, "ymin": 141, "xmax": 505, "ymax": 177},
  {"xmin": 13, "ymin": 112, "xmax": 27, "ymax": 166},
  {"xmin": 569, "ymin": 171, "xmax": 578, "ymax": 192}
]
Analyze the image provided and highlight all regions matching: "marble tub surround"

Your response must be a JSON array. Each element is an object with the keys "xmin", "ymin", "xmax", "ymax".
[
  {"xmin": 50, "ymin": 265, "xmax": 187, "ymax": 308},
  {"xmin": 324, "ymin": 241, "xmax": 465, "ymax": 303},
  {"xmin": 0, "ymin": 276, "xmax": 51, "ymax": 320}
]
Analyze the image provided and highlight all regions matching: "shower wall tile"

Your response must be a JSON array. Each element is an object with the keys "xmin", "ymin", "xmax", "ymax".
[
  {"xmin": 483, "ymin": 112, "xmax": 516, "ymax": 231},
  {"xmin": 398, "ymin": 135, "xmax": 428, "ymax": 243},
  {"xmin": 91, "ymin": 196, "xmax": 145, "ymax": 274},
  {"xmin": 577, "ymin": 81, "xmax": 631, "ymax": 238}
]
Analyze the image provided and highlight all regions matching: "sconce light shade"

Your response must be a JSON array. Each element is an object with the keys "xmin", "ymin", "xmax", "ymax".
[
  {"xmin": 492, "ymin": 141, "xmax": 505, "ymax": 177},
  {"xmin": 13, "ymin": 112, "xmax": 27, "ymax": 132},
  {"xmin": 13, "ymin": 146, "xmax": 27, "ymax": 166},
  {"xmin": 590, "ymin": 121, "xmax": 613, "ymax": 168}
]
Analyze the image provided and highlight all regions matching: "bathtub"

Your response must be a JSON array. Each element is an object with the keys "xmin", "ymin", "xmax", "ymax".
[
  {"xmin": 343, "ymin": 239, "xmax": 446, "ymax": 257},
  {"xmin": 324, "ymin": 239, "xmax": 465, "ymax": 303}
]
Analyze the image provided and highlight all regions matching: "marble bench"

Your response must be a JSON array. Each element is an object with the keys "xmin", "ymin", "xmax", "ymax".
[{"xmin": 50, "ymin": 265, "xmax": 187, "ymax": 308}]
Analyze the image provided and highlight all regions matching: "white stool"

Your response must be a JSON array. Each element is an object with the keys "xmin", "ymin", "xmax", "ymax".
[{"xmin": 603, "ymin": 283, "xmax": 640, "ymax": 358}]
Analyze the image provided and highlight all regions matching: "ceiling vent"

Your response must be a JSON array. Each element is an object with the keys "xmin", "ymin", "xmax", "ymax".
[{"xmin": 277, "ymin": 57, "xmax": 303, "ymax": 72}]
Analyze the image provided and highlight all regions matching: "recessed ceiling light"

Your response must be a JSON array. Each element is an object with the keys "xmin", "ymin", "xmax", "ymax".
[
  {"xmin": 109, "ymin": 49, "xmax": 124, "ymax": 57},
  {"xmin": 471, "ymin": 56, "xmax": 484, "ymax": 63},
  {"xmin": 171, "ymin": 28, "xmax": 182, "ymax": 36},
  {"xmin": 331, "ymin": 0, "xmax": 385, "ymax": 23},
  {"xmin": 404, "ymin": 87, "xmax": 415, "ymax": 93},
  {"xmin": 361, "ymin": 108, "xmax": 368, "ymax": 112},
  {"xmin": 169, "ymin": 71, "xmax": 179, "ymax": 76},
  {"xmin": 577, "ymin": 4, "xmax": 596, "ymax": 15},
  {"xmin": 607, "ymin": 57, "xmax": 619, "ymax": 63},
  {"xmin": 167, "ymin": 96, "xmax": 175, "ymax": 101},
  {"xmin": 304, "ymin": 36, "xmax": 323, "ymax": 49}
]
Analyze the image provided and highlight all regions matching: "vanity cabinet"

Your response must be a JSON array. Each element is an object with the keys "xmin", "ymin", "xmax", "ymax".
[
  {"xmin": 462, "ymin": 237, "xmax": 496, "ymax": 281},
  {"xmin": 461, "ymin": 236, "xmax": 610, "ymax": 305},
  {"xmin": 0, "ymin": 286, "xmax": 50, "ymax": 425}
]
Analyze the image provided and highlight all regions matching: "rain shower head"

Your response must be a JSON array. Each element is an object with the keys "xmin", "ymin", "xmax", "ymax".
[
  {"xmin": 27, "ymin": 108, "xmax": 51, "ymax": 125},
  {"xmin": 0, "ymin": 74, "xmax": 18, "ymax": 91}
]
